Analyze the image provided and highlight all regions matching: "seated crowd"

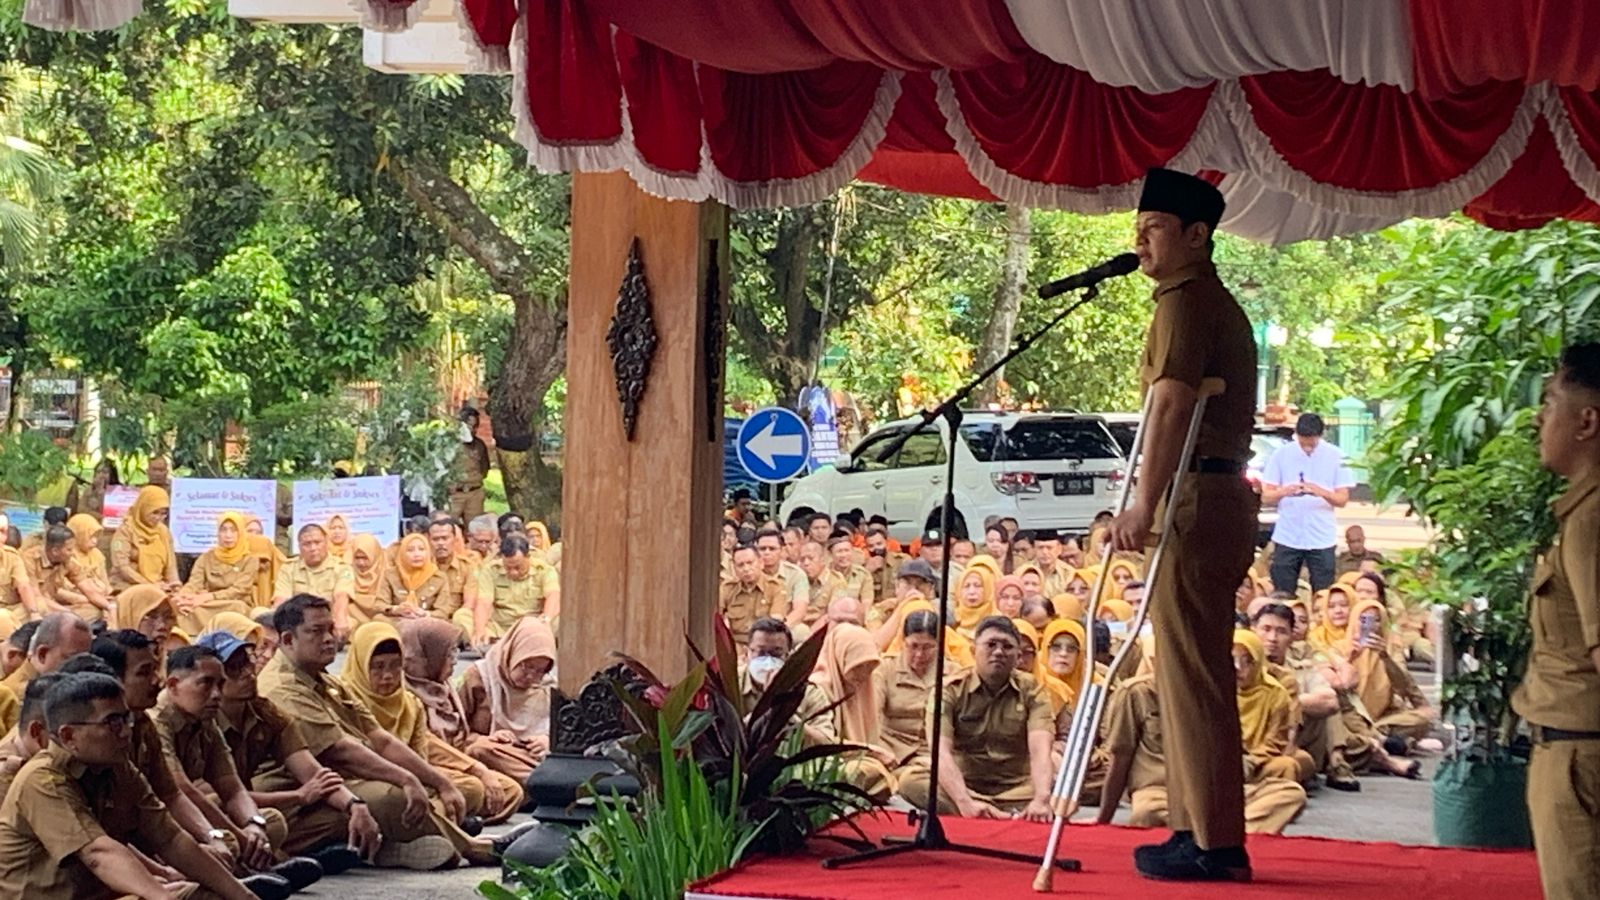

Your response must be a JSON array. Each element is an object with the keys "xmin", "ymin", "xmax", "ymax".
[
  {"xmin": 0, "ymin": 480, "xmax": 559, "ymax": 898},
  {"xmin": 720, "ymin": 506, "xmax": 1440, "ymax": 834}
]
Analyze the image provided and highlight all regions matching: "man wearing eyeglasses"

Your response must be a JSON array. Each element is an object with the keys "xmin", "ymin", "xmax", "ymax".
[
  {"xmin": 0, "ymin": 672, "xmax": 283, "ymax": 900},
  {"xmin": 896, "ymin": 616, "xmax": 1056, "ymax": 822}
]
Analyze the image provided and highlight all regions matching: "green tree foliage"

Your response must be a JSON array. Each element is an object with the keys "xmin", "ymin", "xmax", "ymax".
[{"xmin": 1369, "ymin": 218, "xmax": 1600, "ymax": 751}]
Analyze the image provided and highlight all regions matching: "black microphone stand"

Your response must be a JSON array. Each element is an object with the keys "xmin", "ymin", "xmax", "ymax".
[{"xmin": 822, "ymin": 284, "xmax": 1104, "ymax": 874}]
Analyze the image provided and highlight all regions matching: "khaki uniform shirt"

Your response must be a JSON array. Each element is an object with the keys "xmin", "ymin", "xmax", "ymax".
[
  {"xmin": 803, "ymin": 570, "xmax": 847, "ymax": 624},
  {"xmin": 22, "ymin": 546, "xmax": 87, "ymax": 616},
  {"xmin": 1265, "ymin": 661, "xmax": 1304, "ymax": 731},
  {"xmin": 0, "ymin": 547, "xmax": 32, "ymax": 618},
  {"xmin": 153, "ymin": 693, "xmax": 242, "ymax": 791},
  {"xmin": 182, "ymin": 549, "xmax": 260, "ymax": 609},
  {"xmin": 869, "ymin": 552, "xmax": 910, "ymax": 604},
  {"xmin": 1104, "ymin": 673, "xmax": 1165, "ymax": 793},
  {"xmin": 933, "ymin": 669, "xmax": 1053, "ymax": 797},
  {"xmin": 219, "ymin": 696, "xmax": 309, "ymax": 788},
  {"xmin": 258, "ymin": 650, "xmax": 381, "ymax": 756},
  {"xmin": 719, "ymin": 576, "xmax": 784, "ymax": 644},
  {"xmin": 435, "ymin": 555, "xmax": 475, "ymax": 617},
  {"xmin": 0, "ymin": 744, "xmax": 183, "ymax": 900},
  {"xmin": 830, "ymin": 564, "xmax": 875, "ymax": 606},
  {"xmin": 873, "ymin": 654, "xmax": 934, "ymax": 764},
  {"xmin": 475, "ymin": 558, "xmax": 560, "ymax": 631},
  {"xmin": 738, "ymin": 668, "xmax": 836, "ymax": 744},
  {"xmin": 1513, "ymin": 467, "xmax": 1600, "ymax": 731},
  {"xmin": 766, "ymin": 560, "xmax": 809, "ymax": 620},
  {"xmin": 1335, "ymin": 549, "xmax": 1386, "ymax": 576},
  {"xmin": 378, "ymin": 568, "xmax": 459, "ymax": 621},
  {"xmin": 1037, "ymin": 561, "xmax": 1072, "ymax": 601},
  {"xmin": 130, "ymin": 710, "xmax": 182, "ymax": 801},
  {"xmin": 274, "ymin": 556, "xmax": 354, "ymax": 603},
  {"xmin": 1139, "ymin": 260, "xmax": 1257, "ymax": 462},
  {"xmin": 108, "ymin": 527, "xmax": 179, "ymax": 593}
]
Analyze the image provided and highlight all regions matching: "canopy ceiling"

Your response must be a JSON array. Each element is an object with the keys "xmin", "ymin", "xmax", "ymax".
[{"xmin": 26, "ymin": 0, "xmax": 1600, "ymax": 243}]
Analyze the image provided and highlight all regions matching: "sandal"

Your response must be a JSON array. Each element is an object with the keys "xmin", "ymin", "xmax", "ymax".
[{"xmin": 1403, "ymin": 760, "xmax": 1423, "ymax": 780}]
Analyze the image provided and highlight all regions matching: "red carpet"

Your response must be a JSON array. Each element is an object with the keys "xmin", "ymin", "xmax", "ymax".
[{"xmin": 688, "ymin": 813, "xmax": 1540, "ymax": 899}]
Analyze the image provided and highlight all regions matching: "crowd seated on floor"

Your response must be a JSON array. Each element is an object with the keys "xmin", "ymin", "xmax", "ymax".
[{"xmin": 0, "ymin": 458, "xmax": 1438, "ymax": 897}]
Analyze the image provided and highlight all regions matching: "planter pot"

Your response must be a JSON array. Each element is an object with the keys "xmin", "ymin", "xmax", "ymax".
[{"xmin": 1432, "ymin": 756, "xmax": 1533, "ymax": 849}]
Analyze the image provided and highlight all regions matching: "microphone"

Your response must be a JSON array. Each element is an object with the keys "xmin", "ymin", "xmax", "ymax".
[{"xmin": 1036, "ymin": 252, "xmax": 1140, "ymax": 299}]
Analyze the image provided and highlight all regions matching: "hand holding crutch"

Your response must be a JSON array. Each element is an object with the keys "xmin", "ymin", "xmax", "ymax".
[{"xmin": 1033, "ymin": 377, "xmax": 1225, "ymax": 893}]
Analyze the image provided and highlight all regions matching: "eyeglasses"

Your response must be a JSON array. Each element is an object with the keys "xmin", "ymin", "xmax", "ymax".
[{"xmin": 63, "ymin": 713, "xmax": 132, "ymax": 734}]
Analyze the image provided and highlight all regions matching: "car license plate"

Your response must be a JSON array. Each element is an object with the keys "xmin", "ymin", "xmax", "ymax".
[{"xmin": 1054, "ymin": 475, "xmax": 1094, "ymax": 496}]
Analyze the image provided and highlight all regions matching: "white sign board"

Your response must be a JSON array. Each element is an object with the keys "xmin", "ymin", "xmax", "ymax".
[
  {"xmin": 101, "ymin": 485, "xmax": 142, "ymax": 530},
  {"xmin": 291, "ymin": 475, "xmax": 401, "ymax": 553},
  {"xmin": 169, "ymin": 477, "xmax": 279, "ymax": 554}
]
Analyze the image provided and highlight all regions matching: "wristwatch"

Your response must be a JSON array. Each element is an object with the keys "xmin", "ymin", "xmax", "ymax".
[
  {"xmin": 247, "ymin": 814, "xmax": 269, "ymax": 829},
  {"xmin": 345, "ymin": 796, "xmax": 368, "ymax": 812},
  {"xmin": 206, "ymin": 828, "xmax": 229, "ymax": 842}
]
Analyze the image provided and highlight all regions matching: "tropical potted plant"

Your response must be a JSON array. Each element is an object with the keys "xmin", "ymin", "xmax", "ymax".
[{"xmin": 482, "ymin": 619, "xmax": 878, "ymax": 899}]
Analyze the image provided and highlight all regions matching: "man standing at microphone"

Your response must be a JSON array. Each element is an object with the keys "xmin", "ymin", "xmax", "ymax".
[{"xmin": 1108, "ymin": 168, "xmax": 1259, "ymax": 882}]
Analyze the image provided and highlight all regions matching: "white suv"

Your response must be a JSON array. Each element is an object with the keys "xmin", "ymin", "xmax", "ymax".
[{"xmin": 779, "ymin": 412, "xmax": 1127, "ymax": 542}]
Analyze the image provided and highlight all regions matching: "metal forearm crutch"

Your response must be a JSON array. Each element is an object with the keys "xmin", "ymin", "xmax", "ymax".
[{"xmin": 1034, "ymin": 377, "xmax": 1225, "ymax": 893}]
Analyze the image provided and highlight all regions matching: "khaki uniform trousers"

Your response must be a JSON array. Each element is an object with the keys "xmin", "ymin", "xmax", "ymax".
[
  {"xmin": 1149, "ymin": 474, "xmax": 1258, "ymax": 850},
  {"xmin": 449, "ymin": 486, "xmax": 487, "ymax": 524},
  {"xmin": 896, "ymin": 770, "xmax": 1034, "ymax": 815},
  {"xmin": 1129, "ymin": 778, "xmax": 1306, "ymax": 835},
  {"xmin": 1528, "ymin": 740, "xmax": 1600, "ymax": 900},
  {"xmin": 118, "ymin": 885, "xmax": 222, "ymax": 900}
]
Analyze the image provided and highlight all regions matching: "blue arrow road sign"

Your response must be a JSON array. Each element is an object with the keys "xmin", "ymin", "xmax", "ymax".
[{"xmin": 736, "ymin": 407, "xmax": 812, "ymax": 483}]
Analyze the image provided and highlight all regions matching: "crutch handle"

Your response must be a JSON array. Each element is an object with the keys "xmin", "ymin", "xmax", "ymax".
[{"xmin": 1198, "ymin": 376, "xmax": 1226, "ymax": 399}]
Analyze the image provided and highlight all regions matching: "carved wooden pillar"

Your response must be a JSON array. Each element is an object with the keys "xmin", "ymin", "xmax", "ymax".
[{"xmin": 558, "ymin": 172, "xmax": 727, "ymax": 692}]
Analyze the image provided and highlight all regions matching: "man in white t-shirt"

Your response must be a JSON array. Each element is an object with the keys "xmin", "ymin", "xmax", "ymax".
[{"xmin": 1261, "ymin": 413, "xmax": 1355, "ymax": 594}]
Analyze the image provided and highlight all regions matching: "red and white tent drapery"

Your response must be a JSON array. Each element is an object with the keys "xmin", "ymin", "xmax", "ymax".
[{"xmin": 27, "ymin": 0, "xmax": 1600, "ymax": 242}]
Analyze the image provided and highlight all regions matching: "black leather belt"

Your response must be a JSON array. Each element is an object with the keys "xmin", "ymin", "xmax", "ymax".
[
  {"xmin": 1532, "ymin": 725, "xmax": 1600, "ymax": 743},
  {"xmin": 1190, "ymin": 457, "xmax": 1245, "ymax": 475}
]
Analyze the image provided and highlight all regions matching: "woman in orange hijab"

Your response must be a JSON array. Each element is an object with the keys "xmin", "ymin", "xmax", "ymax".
[
  {"xmin": 951, "ymin": 567, "xmax": 997, "ymax": 655},
  {"xmin": 880, "ymin": 596, "xmax": 972, "ymax": 669},
  {"xmin": 1038, "ymin": 619, "xmax": 1098, "ymax": 725},
  {"xmin": 1307, "ymin": 585, "xmax": 1355, "ymax": 651},
  {"xmin": 1232, "ymin": 630, "xmax": 1300, "ymax": 783},
  {"xmin": 378, "ymin": 533, "xmax": 450, "ymax": 625},
  {"xmin": 324, "ymin": 514, "xmax": 353, "ymax": 564},
  {"xmin": 174, "ymin": 511, "xmax": 259, "ymax": 635},
  {"xmin": 343, "ymin": 533, "xmax": 387, "ymax": 632}
]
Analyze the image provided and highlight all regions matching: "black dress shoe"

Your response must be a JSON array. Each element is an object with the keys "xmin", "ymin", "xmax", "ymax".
[
  {"xmin": 1132, "ymin": 830, "xmax": 1193, "ymax": 869},
  {"xmin": 309, "ymin": 844, "xmax": 365, "ymax": 875},
  {"xmin": 241, "ymin": 872, "xmax": 294, "ymax": 900},
  {"xmin": 271, "ymin": 856, "xmax": 324, "ymax": 891},
  {"xmin": 1136, "ymin": 841, "xmax": 1252, "ymax": 883},
  {"xmin": 461, "ymin": 814, "xmax": 485, "ymax": 837},
  {"xmin": 490, "ymin": 820, "xmax": 541, "ymax": 856},
  {"xmin": 1327, "ymin": 776, "xmax": 1362, "ymax": 792}
]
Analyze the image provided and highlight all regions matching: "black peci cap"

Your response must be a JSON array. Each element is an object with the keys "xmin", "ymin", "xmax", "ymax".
[{"xmin": 1138, "ymin": 167, "xmax": 1225, "ymax": 231}]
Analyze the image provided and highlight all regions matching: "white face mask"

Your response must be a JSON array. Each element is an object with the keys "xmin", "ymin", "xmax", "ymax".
[
  {"xmin": 460, "ymin": 422, "xmax": 474, "ymax": 443},
  {"xmin": 748, "ymin": 653, "xmax": 784, "ymax": 686}
]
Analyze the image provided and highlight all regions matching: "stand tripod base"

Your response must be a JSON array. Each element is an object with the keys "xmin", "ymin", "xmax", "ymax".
[{"xmin": 821, "ymin": 812, "xmax": 1080, "ymax": 873}]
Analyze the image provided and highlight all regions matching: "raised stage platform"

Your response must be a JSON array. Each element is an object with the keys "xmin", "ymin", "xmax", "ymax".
[{"xmin": 688, "ymin": 813, "xmax": 1540, "ymax": 899}]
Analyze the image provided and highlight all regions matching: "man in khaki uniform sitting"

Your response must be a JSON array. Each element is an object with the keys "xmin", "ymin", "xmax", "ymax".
[
  {"xmin": 1096, "ymin": 639, "xmax": 1306, "ymax": 836},
  {"xmin": 199, "ymin": 631, "xmax": 378, "ymax": 864},
  {"xmin": 0, "ymin": 536, "xmax": 39, "ymax": 623},
  {"xmin": 863, "ymin": 525, "xmax": 909, "ymax": 609},
  {"xmin": 720, "ymin": 545, "xmax": 783, "ymax": 646},
  {"xmin": 826, "ymin": 536, "xmax": 875, "ymax": 605},
  {"xmin": 257, "ymin": 594, "xmax": 488, "ymax": 870},
  {"xmin": 427, "ymin": 515, "xmax": 474, "ymax": 626},
  {"xmin": 793, "ymin": 541, "xmax": 843, "ymax": 630},
  {"xmin": 22, "ymin": 527, "xmax": 95, "ymax": 620},
  {"xmin": 0, "ymin": 672, "xmax": 275, "ymax": 900},
  {"xmin": 754, "ymin": 529, "xmax": 809, "ymax": 625},
  {"xmin": 1032, "ymin": 530, "xmax": 1073, "ymax": 599},
  {"xmin": 897, "ymin": 616, "xmax": 1055, "ymax": 821},
  {"xmin": 464, "ymin": 534, "xmax": 559, "ymax": 645},
  {"xmin": 1515, "ymin": 343, "xmax": 1600, "ymax": 900},
  {"xmin": 271, "ymin": 525, "xmax": 352, "ymax": 613}
]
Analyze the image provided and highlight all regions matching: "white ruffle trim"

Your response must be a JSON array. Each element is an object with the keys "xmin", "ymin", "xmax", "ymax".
[
  {"xmin": 23, "ymin": 0, "xmax": 142, "ymax": 31},
  {"xmin": 1542, "ymin": 87, "xmax": 1600, "ymax": 205},
  {"xmin": 451, "ymin": 0, "xmax": 512, "ymax": 75},
  {"xmin": 511, "ymin": 18, "xmax": 902, "ymax": 208},
  {"xmin": 357, "ymin": 0, "xmax": 425, "ymax": 34},
  {"xmin": 1217, "ymin": 79, "xmax": 1547, "ymax": 219}
]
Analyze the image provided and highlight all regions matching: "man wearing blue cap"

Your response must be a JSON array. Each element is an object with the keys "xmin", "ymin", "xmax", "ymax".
[
  {"xmin": 1108, "ymin": 168, "xmax": 1259, "ymax": 882},
  {"xmin": 196, "ymin": 630, "xmax": 380, "ymax": 869}
]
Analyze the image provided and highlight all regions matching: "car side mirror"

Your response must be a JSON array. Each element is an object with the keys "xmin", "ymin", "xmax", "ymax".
[{"xmin": 834, "ymin": 452, "xmax": 853, "ymax": 472}]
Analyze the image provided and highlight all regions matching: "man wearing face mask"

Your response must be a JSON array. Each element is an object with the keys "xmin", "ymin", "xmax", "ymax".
[{"xmin": 738, "ymin": 618, "xmax": 836, "ymax": 747}]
